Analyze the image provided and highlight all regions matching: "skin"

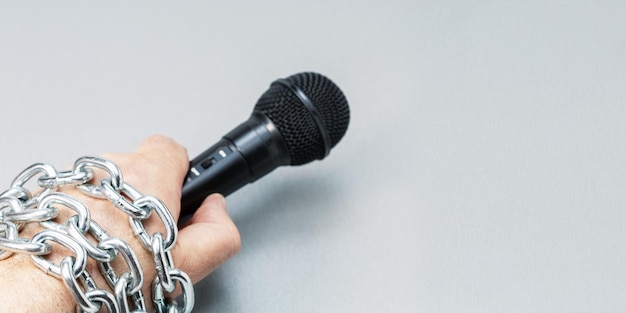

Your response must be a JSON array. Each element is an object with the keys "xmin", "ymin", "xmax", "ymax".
[{"xmin": 0, "ymin": 135, "xmax": 241, "ymax": 312}]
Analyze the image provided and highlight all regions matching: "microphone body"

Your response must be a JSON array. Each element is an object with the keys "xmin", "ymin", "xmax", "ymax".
[
  {"xmin": 181, "ymin": 113, "xmax": 290, "ymax": 212},
  {"xmin": 180, "ymin": 72, "xmax": 350, "ymax": 218}
]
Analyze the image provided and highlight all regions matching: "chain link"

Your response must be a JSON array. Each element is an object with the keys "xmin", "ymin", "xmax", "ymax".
[{"xmin": 0, "ymin": 156, "xmax": 195, "ymax": 312}]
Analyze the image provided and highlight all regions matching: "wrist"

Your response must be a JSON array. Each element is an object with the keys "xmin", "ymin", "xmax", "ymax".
[{"xmin": 0, "ymin": 156, "xmax": 193, "ymax": 312}]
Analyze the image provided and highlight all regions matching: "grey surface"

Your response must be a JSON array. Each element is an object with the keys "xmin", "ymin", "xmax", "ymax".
[{"xmin": 1, "ymin": 1, "xmax": 626, "ymax": 312}]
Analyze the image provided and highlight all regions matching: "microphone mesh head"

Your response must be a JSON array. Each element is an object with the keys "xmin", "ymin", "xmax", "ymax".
[{"xmin": 253, "ymin": 72, "xmax": 350, "ymax": 165}]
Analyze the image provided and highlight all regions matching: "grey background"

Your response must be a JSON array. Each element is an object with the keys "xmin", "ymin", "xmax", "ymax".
[{"xmin": 1, "ymin": 1, "xmax": 625, "ymax": 312}]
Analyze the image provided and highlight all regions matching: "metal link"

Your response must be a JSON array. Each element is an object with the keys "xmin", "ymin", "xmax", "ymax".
[
  {"xmin": 2, "ymin": 207, "xmax": 58, "ymax": 223},
  {"xmin": 66, "ymin": 216, "xmax": 116, "ymax": 262},
  {"xmin": 0, "ymin": 221, "xmax": 17, "ymax": 260},
  {"xmin": 76, "ymin": 183, "xmax": 108, "ymax": 200},
  {"xmin": 0, "ymin": 196, "xmax": 25, "ymax": 215},
  {"xmin": 98, "ymin": 237, "xmax": 144, "ymax": 294},
  {"xmin": 130, "ymin": 195, "xmax": 177, "ymax": 252},
  {"xmin": 61, "ymin": 258, "xmax": 100, "ymax": 313},
  {"xmin": 153, "ymin": 268, "xmax": 195, "ymax": 313},
  {"xmin": 101, "ymin": 180, "xmax": 151, "ymax": 220},
  {"xmin": 152, "ymin": 233, "xmax": 175, "ymax": 293},
  {"xmin": 115, "ymin": 272, "xmax": 148, "ymax": 313},
  {"xmin": 83, "ymin": 289, "xmax": 120, "ymax": 313},
  {"xmin": 74, "ymin": 156, "xmax": 123, "ymax": 198},
  {"xmin": 10, "ymin": 163, "xmax": 58, "ymax": 207},
  {"xmin": 0, "ymin": 156, "xmax": 194, "ymax": 312},
  {"xmin": 12, "ymin": 163, "xmax": 58, "ymax": 188},
  {"xmin": 0, "ymin": 196, "xmax": 27, "ymax": 231},
  {"xmin": 0, "ymin": 221, "xmax": 51, "ymax": 256},
  {"xmin": 0, "ymin": 186, "xmax": 31, "ymax": 202},
  {"xmin": 0, "ymin": 239, "xmax": 51, "ymax": 256},
  {"xmin": 39, "ymin": 193, "xmax": 90, "ymax": 233},
  {"xmin": 30, "ymin": 229, "xmax": 88, "ymax": 278},
  {"xmin": 38, "ymin": 168, "xmax": 93, "ymax": 189}
]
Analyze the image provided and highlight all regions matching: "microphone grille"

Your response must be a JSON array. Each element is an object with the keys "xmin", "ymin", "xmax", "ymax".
[{"xmin": 253, "ymin": 72, "xmax": 350, "ymax": 165}]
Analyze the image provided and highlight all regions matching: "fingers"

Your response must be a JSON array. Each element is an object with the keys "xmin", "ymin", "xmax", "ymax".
[
  {"xmin": 173, "ymin": 194, "xmax": 241, "ymax": 283},
  {"xmin": 52, "ymin": 136, "xmax": 239, "ymax": 306},
  {"xmin": 134, "ymin": 138, "xmax": 241, "ymax": 282},
  {"xmin": 102, "ymin": 136, "xmax": 241, "ymax": 283}
]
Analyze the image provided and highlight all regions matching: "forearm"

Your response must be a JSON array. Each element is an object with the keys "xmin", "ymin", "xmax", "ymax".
[
  {"xmin": 0, "ymin": 254, "xmax": 74, "ymax": 313},
  {"xmin": 0, "ymin": 136, "xmax": 240, "ymax": 312}
]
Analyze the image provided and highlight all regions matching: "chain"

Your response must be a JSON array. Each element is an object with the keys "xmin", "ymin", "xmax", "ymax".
[{"xmin": 0, "ymin": 156, "xmax": 194, "ymax": 313}]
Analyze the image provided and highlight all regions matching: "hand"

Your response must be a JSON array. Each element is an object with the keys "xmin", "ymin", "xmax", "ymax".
[{"xmin": 0, "ymin": 135, "xmax": 241, "ymax": 312}]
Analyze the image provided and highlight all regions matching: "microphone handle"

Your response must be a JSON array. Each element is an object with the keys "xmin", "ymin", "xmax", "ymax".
[
  {"xmin": 180, "ymin": 113, "xmax": 290, "ymax": 217},
  {"xmin": 181, "ymin": 138, "xmax": 249, "ymax": 214}
]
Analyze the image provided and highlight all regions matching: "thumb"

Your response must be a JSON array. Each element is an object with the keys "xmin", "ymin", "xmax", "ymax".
[{"xmin": 173, "ymin": 194, "xmax": 241, "ymax": 283}]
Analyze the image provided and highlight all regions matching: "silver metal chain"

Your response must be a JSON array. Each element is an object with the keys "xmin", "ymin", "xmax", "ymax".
[{"xmin": 0, "ymin": 156, "xmax": 194, "ymax": 313}]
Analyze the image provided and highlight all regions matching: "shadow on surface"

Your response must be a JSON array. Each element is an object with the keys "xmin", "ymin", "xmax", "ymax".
[{"xmin": 191, "ymin": 174, "xmax": 341, "ymax": 311}]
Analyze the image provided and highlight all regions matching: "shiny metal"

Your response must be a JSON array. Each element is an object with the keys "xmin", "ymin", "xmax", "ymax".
[
  {"xmin": 153, "ymin": 269, "xmax": 195, "ymax": 313},
  {"xmin": 73, "ymin": 156, "xmax": 123, "ymax": 194},
  {"xmin": 83, "ymin": 289, "xmax": 120, "ymax": 313},
  {"xmin": 0, "ymin": 156, "xmax": 194, "ymax": 313},
  {"xmin": 0, "ymin": 234, "xmax": 51, "ymax": 256},
  {"xmin": 0, "ymin": 186, "xmax": 31, "ymax": 202},
  {"xmin": 0, "ymin": 221, "xmax": 16, "ymax": 238},
  {"xmin": 151, "ymin": 233, "xmax": 175, "ymax": 293},
  {"xmin": 30, "ymin": 229, "xmax": 87, "ymax": 278},
  {"xmin": 38, "ymin": 168, "xmax": 93, "ymax": 189},
  {"xmin": 98, "ymin": 237, "xmax": 144, "ymax": 294},
  {"xmin": 130, "ymin": 195, "xmax": 177, "ymax": 252},
  {"xmin": 0, "ymin": 220, "xmax": 50, "ymax": 256},
  {"xmin": 101, "ymin": 180, "xmax": 151, "ymax": 220},
  {"xmin": 10, "ymin": 163, "xmax": 58, "ymax": 207},
  {"xmin": 60, "ymin": 258, "xmax": 100, "ymax": 313},
  {"xmin": 0, "ymin": 196, "xmax": 25, "ymax": 215},
  {"xmin": 0, "ymin": 221, "xmax": 17, "ymax": 260},
  {"xmin": 0, "ymin": 196, "xmax": 26, "ymax": 231},
  {"xmin": 11, "ymin": 163, "xmax": 58, "ymax": 188},
  {"xmin": 66, "ymin": 216, "xmax": 115, "ymax": 262},
  {"xmin": 76, "ymin": 183, "xmax": 108, "ymax": 199},
  {"xmin": 3, "ymin": 207, "xmax": 58, "ymax": 223},
  {"xmin": 39, "ymin": 193, "xmax": 91, "ymax": 233},
  {"xmin": 115, "ymin": 273, "xmax": 147, "ymax": 313}
]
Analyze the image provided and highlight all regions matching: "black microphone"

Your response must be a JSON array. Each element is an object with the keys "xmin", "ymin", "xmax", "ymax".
[{"xmin": 180, "ymin": 72, "xmax": 350, "ymax": 217}]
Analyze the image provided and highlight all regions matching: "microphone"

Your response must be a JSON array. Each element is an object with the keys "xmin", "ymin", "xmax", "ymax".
[{"xmin": 180, "ymin": 72, "xmax": 350, "ymax": 217}]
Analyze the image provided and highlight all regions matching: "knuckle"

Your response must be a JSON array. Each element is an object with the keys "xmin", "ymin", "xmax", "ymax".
[
  {"xmin": 146, "ymin": 135, "xmax": 185, "ymax": 153},
  {"xmin": 142, "ymin": 134, "xmax": 189, "ymax": 166}
]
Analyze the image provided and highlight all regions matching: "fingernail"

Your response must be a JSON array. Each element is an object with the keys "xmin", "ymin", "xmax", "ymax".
[{"xmin": 207, "ymin": 193, "xmax": 226, "ymax": 208}]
